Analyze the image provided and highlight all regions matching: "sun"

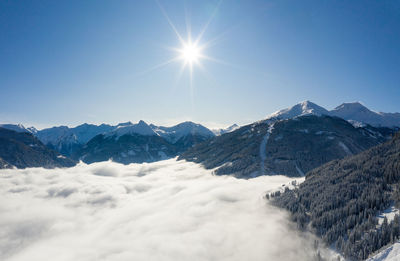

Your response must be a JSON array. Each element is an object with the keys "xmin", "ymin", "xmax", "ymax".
[
  {"xmin": 153, "ymin": 0, "xmax": 224, "ymax": 87},
  {"xmin": 180, "ymin": 42, "xmax": 201, "ymax": 65}
]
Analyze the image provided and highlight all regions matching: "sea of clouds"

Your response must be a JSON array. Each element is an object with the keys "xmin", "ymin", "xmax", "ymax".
[{"xmin": 0, "ymin": 159, "xmax": 339, "ymax": 261}]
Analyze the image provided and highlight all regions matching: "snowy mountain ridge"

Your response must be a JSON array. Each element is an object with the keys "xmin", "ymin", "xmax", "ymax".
[
  {"xmin": 0, "ymin": 120, "xmax": 216, "ymax": 158},
  {"xmin": 267, "ymin": 100, "xmax": 400, "ymax": 128},
  {"xmin": 0, "ymin": 123, "xmax": 37, "ymax": 134},
  {"xmin": 212, "ymin": 124, "xmax": 240, "ymax": 136},
  {"xmin": 151, "ymin": 121, "xmax": 215, "ymax": 143},
  {"xmin": 106, "ymin": 120, "xmax": 158, "ymax": 138}
]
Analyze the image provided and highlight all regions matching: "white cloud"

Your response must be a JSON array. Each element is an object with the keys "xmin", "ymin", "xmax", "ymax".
[{"xmin": 0, "ymin": 159, "xmax": 338, "ymax": 261}]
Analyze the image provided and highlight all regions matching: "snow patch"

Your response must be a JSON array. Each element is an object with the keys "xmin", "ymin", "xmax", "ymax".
[{"xmin": 377, "ymin": 205, "xmax": 400, "ymax": 226}]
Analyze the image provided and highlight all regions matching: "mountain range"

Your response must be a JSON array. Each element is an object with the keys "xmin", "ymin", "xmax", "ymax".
[
  {"xmin": 1, "ymin": 101, "xmax": 399, "ymax": 170},
  {"xmin": 179, "ymin": 114, "xmax": 396, "ymax": 177},
  {"xmin": 78, "ymin": 121, "xmax": 215, "ymax": 164}
]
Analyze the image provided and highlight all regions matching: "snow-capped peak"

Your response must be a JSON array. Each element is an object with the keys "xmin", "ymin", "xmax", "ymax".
[
  {"xmin": 0, "ymin": 123, "xmax": 37, "ymax": 134},
  {"xmin": 332, "ymin": 102, "xmax": 370, "ymax": 113},
  {"xmin": 107, "ymin": 120, "xmax": 157, "ymax": 138},
  {"xmin": 116, "ymin": 121, "xmax": 133, "ymax": 127},
  {"xmin": 267, "ymin": 100, "xmax": 330, "ymax": 120},
  {"xmin": 212, "ymin": 124, "xmax": 240, "ymax": 135},
  {"xmin": 151, "ymin": 121, "xmax": 215, "ymax": 143},
  {"xmin": 331, "ymin": 102, "xmax": 400, "ymax": 127}
]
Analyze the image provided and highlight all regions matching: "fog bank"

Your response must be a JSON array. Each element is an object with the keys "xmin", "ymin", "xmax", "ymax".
[{"xmin": 0, "ymin": 159, "xmax": 336, "ymax": 261}]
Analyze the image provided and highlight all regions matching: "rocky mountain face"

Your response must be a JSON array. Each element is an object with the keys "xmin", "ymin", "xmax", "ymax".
[
  {"xmin": 272, "ymin": 132, "xmax": 400, "ymax": 260},
  {"xmin": 179, "ymin": 115, "xmax": 395, "ymax": 178},
  {"xmin": 76, "ymin": 121, "xmax": 215, "ymax": 164},
  {"xmin": 0, "ymin": 127, "xmax": 76, "ymax": 169}
]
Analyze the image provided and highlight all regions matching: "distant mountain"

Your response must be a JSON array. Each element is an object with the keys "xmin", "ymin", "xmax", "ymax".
[
  {"xmin": 151, "ymin": 121, "xmax": 215, "ymax": 143},
  {"xmin": 0, "ymin": 123, "xmax": 37, "ymax": 134},
  {"xmin": 79, "ymin": 133, "xmax": 175, "ymax": 164},
  {"xmin": 77, "ymin": 121, "xmax": 215, "ymax": 164},
  {"xmin": 267, "ymin": 100, "xmax": 330, "ymax": 120},
  {"xmin": 212, "ymin": 124, "xmax": 240, "ymax": 136},
  {"xmin": 331, "ymin": 102, "xmax": 400, "ymax": 128},
  {"xmin": 267, "ymin": 101, "xmax": 400, "ymax": 128},
  {"xmin": 0, "ymin": 127, "xmax": 76, "ymax": 169},
  {"xmin": 106, "ymin": 120, "xmax": 157, "ymax": 138},
  {"xmin": 179, "ymin": 115, "xmax": 395, "ymax": 178},
  {"xmin": 35, "ymin": 123, "xmax": 115, "ymax": 157},
  {"xmin": 272, "ymin": 131, "xmax": 400, "ymax": 260}
]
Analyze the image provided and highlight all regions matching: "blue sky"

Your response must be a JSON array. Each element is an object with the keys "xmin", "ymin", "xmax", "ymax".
[{"xmin": 1, "ymin": 0, "xmax": 399, "ymax": 129}]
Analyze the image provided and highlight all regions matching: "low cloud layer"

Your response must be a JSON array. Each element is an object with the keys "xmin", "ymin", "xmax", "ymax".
[{"xmin": 0, "ymin": 159, "xmax": 337, "ymax": 261}]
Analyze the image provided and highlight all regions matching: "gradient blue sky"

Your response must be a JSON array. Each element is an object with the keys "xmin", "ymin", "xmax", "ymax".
[{"xmin": 1, "ymin": 0, "xmax": 399, "ymax": 129}]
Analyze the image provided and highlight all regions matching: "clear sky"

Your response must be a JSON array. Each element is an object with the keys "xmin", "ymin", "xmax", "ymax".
[{"xmin": 1, "ymin": 0, "xmax": 400, "ymax": 129}]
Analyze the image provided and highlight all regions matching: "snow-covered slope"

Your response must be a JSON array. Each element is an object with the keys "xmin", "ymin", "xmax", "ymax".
[
  {"xmin": 68, "ymin": 123, "xmax": 115, "ymax": 143},
  {"xmin": 78, "ymin": 121, "xmax": 215, "ymax": 164},
  {"xmin": 212, "ymin": 124, "xmax": 240, "ymax": 136},
  {"xmin": 267, "ymin": 101, "xmax": 330, "ymax": 120},
  {"xmin": 36, "ymin": 124, "xmax": 114, "ymax": 145},
  {"xmin": 368, "ymin": 241, "xmax": 400, "ymax": 261},
  {"xmin": 36, "ymin": 126, "xmax": 73, "ymax": 145},
  {"xmin": 331, "ymin": 102, "xmax": 400, "ymax": 128},
  {"xmin": 35, "ymin": 124, "xmax": 115, "ymax": 157},
  {"xmin": 151, "ymin": 121, "xmax": 215, "ymax": 143}
]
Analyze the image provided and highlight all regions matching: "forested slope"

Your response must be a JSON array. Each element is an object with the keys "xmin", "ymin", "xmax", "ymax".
[{"xmin": 272, "ymin": 132, "xmax": 400, "ymax": 260}]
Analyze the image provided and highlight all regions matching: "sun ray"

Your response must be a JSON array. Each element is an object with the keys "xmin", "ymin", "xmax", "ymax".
[
  {"xmin": 199, "ymin": 26, "xmax": 235, "ymax": 50},
  {"xmin": 195, "ymin": 0, "xmax": 223, "ymax": 45},
  {"xmin": 171, "ymin": 60, "xmax": 187, "ymax": 92},
  {"xmin": 196, "ymin": 61, "xmax": 220, "ymax": 88},
  {"xmin": 184, "ymin": 3, "xmax": 192, "ymax": 43},
  {"xmin": 156, "ymin": 0, "xmax": 185, "ymax": 45},
  {"xmin": 154, "ymin": 0, "xmax": 232, "ymax": 104}
]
